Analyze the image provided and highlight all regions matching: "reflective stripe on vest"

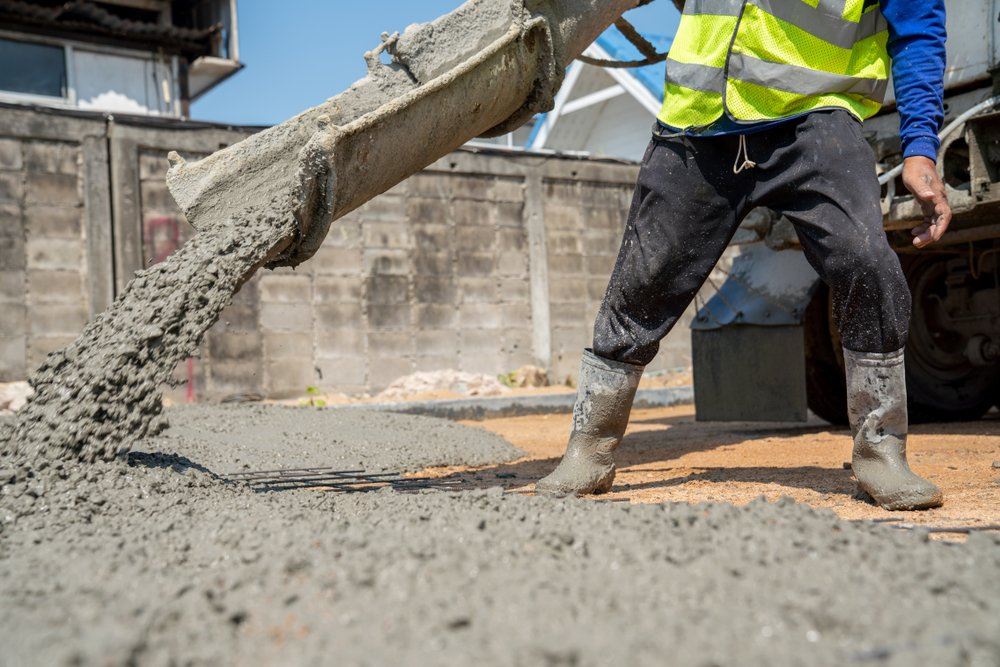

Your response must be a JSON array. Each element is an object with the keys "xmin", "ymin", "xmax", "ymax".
[{"xmin": 659, "ymin": 0, "xmax": 890, "ymax": 129}]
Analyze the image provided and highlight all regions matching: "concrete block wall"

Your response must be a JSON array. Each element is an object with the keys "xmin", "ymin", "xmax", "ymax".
[
  {"xmin": 0, "ymin": 109, "xmax": 113, "ymax": 382},
  {"xmin": 2, "ymin": 106, "xmax": 708, "ymax": 400}
]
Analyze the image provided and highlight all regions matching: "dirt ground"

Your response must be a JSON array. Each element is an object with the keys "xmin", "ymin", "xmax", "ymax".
[{"xmin": 422, "ymin": 405, "xmax": 1000, "ymax": 534}]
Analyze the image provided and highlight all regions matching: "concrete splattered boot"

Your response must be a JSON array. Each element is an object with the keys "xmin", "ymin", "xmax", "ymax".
[
  {"xmin": 535, "ymin": 349, "xmax": 643, "ymax": 496},
  {"xmin": 845, "ymin": 348, "xmax": 943, "ymax": 511}
]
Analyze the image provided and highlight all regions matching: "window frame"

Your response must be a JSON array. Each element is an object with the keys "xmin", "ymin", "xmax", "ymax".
[
  {"xmin": 0, "ymin": 29, "xmax": 181, "ymax": 116},
  {"xmin": 0, "ymin": 32, "xmax": 75, "ymax": 107}
]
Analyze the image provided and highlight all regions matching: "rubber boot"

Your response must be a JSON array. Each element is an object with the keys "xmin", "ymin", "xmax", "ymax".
[
  {"xmin": 845, "ymin": 348, "xmax": 943, "ymax": 511},
  {"xmin": 535, "ymin": 349, "xmax": 643, "ymax": 496}
]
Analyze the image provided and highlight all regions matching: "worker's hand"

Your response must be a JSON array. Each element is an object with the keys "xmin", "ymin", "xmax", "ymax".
[{"xmin": 902, "ymin": 156, "xmax": 951, "ymax": 248}]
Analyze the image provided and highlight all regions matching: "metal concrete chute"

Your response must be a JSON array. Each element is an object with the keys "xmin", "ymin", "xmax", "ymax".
[{"xmin": 166, "ymin": 0, "xmax": 639, "ymax": 268}]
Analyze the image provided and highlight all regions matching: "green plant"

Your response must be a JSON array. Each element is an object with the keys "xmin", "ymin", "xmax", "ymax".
[{"xmin": 301, "ymin": 385, "xmax": 327, "ymax": 408}]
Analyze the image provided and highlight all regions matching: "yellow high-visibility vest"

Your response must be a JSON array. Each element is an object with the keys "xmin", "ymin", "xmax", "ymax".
[{"xmin": 659, "ymin": 0, "xmax": 891, "ymax": 129}]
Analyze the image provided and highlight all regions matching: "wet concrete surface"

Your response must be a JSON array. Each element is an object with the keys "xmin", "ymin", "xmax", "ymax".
[{"xmin": 1, "ymin": 405, "xmax": 998, "ymax": 665}]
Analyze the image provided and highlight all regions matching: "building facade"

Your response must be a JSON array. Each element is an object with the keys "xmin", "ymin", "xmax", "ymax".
[{"xmin": 0, "ymin": 0, "xmax": 240, "ymax": 117}]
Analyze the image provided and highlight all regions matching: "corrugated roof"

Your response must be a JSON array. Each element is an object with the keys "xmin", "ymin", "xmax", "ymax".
[{"xmin": 0, "ymin": 0, "xmax": 219, "ymax": 54}]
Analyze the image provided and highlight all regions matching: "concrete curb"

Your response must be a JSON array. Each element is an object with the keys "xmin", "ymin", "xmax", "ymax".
[{"xmin": 325, "ymin": 385, "xmax": 694, "ymax": 421}]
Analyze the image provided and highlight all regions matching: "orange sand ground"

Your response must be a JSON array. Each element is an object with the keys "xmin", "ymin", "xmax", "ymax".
[{"xmin": 420, "ymin": 405, "xmax": 1000, "ymax": 538}]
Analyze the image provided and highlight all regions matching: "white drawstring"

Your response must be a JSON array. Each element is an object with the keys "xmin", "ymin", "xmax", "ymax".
[{"xmin": 733, "ymin": 134, "xmax": 757, "ymax": 174}]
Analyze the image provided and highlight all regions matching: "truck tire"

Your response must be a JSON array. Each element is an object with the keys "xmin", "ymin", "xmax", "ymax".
[
  {"xmin": 901, "ymin": 254, "xmax": 997, "ymax": 423},
  {"xmin": 803, "ymin": 283, "xmax": 849, "ymax": 425}
]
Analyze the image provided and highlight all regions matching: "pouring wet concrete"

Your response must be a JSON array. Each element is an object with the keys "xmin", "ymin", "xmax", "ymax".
[{"xmin": 1, "ymin": 405, "xmax": 998, "ymax": 665}]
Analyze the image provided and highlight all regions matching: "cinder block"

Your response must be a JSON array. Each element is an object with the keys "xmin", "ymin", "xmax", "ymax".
[
  {"xmin": 313, "ymin": 245, "xmax": 363, "ymax": 274},
  {"xmin": 0, "ymin": 335, "xmax": 26, "ymax": 380},
  {"xmin": 316, "ymin": 355, "xmax": 367, "ymax": 387},
  {"xmin": 367, "ymin": 356, "xmax": 413, "ymax": 390},
  {"xmin": 584, "ymin": 206, "xmax": 623, "ymax": 230},
  {"xmin": 407, "ymin": 199, "xmax": 450, "ymax": 225},
  {"xmin": 323, "ymin": 221, "xmax": 362, "ymax": 247},
  {"xmin": 0, "ymin": 229, "xmax": 25, "ymax": 271},
  {"xmin": 458, "ymin": 302, "xmax": 502, "ymax": 329},
  {"xmin": 23, "ymin": 141, "xmax": 78, "ymax": 175},
  {"xmin": 491, "ymin": 177, "xmax": 524, "ymax": 202},
  {"xmin": 140, "ymin": 179, "xmax": 176, "ymax": 214},
  {"xmin": 450, "ymin": 174, "xmax": 493, "ymax": 201},
  {"xmin": 314, "ymin": 302, "xmax": 363, "ymax": 329},
  {"xmin": 501, "ymin": 303, "xmax": 532, "ymax": 325},
  {"xmin": 259, "ymin": 302, "xmax": 313, "ymax": 332},
  {"xmin": 585, "ymin": 254, "xmax": 616, "ymax": 275},
  {"xmin": 413, "ymin": 251, "xmax": 451, "ymax": 276},
  {"xmin": 498, "ymin": 228, "xmax": 526, "ymax": 252},
  {"xmin": 0, "ymin": 172, "xmax": 22, "ymax": 202},
  {"xmin": 364, "ymin": 248, "xmax": 410, "ymax": 275},
  {"xmin": 459, "ymin": 277, "xmax": 497, "ymax": 303},
  {"xmin": 368, "ymin": 304, "xmax": 411, "ymax": 330},
  {"xmin": 413, "ymin": 275, "xmax": 456, "ymax": 304},
  {"xmin": 415, "ymin": 303, "xmax": 456, "ymax": 328},
  {"xmin": 584, "ymin": 234, "xmax": 619, "ymax": 255},
  {"xmin": 26, "ymin": 237, "xmax": 81, "ymax": 271},
  {"xmin": 208, "ymin": 359, "xmax": 262, "ymax": 391},
  {"xmin": 0, "ymin": 304, "xmax": 25, "ymax": 335},
  {"xmin": 27, "ymin": 334, "xmax": 76, "ymax": 371},
  {"xmin": 208, "ymin": 331, "xmax": 261, "ymax": 362},
  {"xmin": 492, "ymin": 201, "xmax": 524, "ymax": 228},
  {"xmin": 547, "ymin": 232, "xmax": 582, "ymax": 255},
  {"xmin": 28, "ymin": 302, "xmax": 87, "ymax": 336},
  {"xmin": 456, "ymin": 253, "xmax": 494, "ymax": 276},
  {"xmin": 25, "ymin": 172, "xmax": 78, "ymax": 206},
  {"xmin": 415, "ymin": 328, "xmax": 458, "ymax": 356},
  {"xmin": 456, "ymin": 226, "xmax": 495, "ymax": 253},
  {"xmin": 551, "ymin": 327, "xmax": 590, "ymax": 358},
  {"xmin": 259, "ymin": 273, "xmax": 312, "ymax": 303},
  {"xmin": 498, "ymin": 277, "xmax": 531, "ymax": 302},
  {"xmin": 315, "ymin": 328, "xmax": 365, "ymax": 358},
  {"xmin": 0, "ymin": 270, "xmax": 23, "ymax": 303},
  {"xmin": 544, "ymin": 203, "xmax": 580, "ymax": 231},
  {"xmin": 366, "ymin": 274, "xmax": 409, "ymax": 305},
  {"xmin": 138, "ymin": 151, "xmax": 170, "ymax": 180},
  {"xmin": 414, "ymin": 354, "xmax": 456, "ymax": 373},
  {"xmin": 587, "ymin": 277, "xmax": 609, "ymax": 302},
  {"xmin": 413, "ymin": 222, "xmax": 450, "ymax": 248},
  {"xmin": 408, "ymin": 173, "xmax": 451, "ymax": 199},
  {"xmin": 368, "ymin": 330, "xmax": 412, "ymax": 357},
  {"xmin": 263, "ymin": 331, "xmax": 313, "ymax": 360},
  {"xmin": 24, "ymin": 205, "xmax": 82, "ymax": 238},
  {"xmin": 213, "ymin": 304, "xmax": 258, "ymax": 333},
  {"xmin": 363, "ymin": 220, "xmax": 412, "ymax": 249},
  {"xmin": 549, "ymin": 277, "xmax": 587, "ymax": 303},
  {"xmin": 27, "ymin": 269, "xmax": 82, "ymax": 301},
  {"xmin": 550, "ymin": 302, "xmax": 587, "ymax": 328},
  {"xmin": 544, "ymin": 180, "xmax": 578, "ymax": 201},
  {"xmin": 549, "ymin": 253, "xmax": 583, "ymax": 275},
  {"xmin": 358, "ymin": 194, "xmax": 406, "ymax": 221},
  {"xmin": 266, "ymin": 358, "xmax": 317, "ymax": 397},
  {"xmin": 314, "ymin": 275, "xmax": 363, "ymax": 303},
  {"xmin": 459, "ymin": 329, "xmax": 504, "ymax": 374},
  {"xmin": 498, "ymin": 251, "xmax": 529, "ymax": 276},
  {"xmin": 0, "ymin": 138, "xmax": 23, "ymax": 171},
  {"xmin": 451, "ymin": 198, "xmax": 489, "ymax": 226}
]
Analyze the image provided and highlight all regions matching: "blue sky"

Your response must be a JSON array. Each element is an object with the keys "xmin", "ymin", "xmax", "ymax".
[{"xmin": 192, "ymin": 0, "xmax": 679, "ymax": 126}]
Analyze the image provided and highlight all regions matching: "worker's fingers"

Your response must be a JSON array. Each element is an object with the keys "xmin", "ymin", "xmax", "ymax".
[{"xmin": 910, "ymin": 181, "xmax": 952, "ymax": 248}]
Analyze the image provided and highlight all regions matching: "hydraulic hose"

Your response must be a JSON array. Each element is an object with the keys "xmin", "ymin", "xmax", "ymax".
[{"xmin": 878, "ymin": 95, "xmax": 1000, "ymax": 186}]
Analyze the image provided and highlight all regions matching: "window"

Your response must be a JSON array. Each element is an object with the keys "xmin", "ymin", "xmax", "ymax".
[{"xmin": 0, "ymin": 37, "xmax": 67, "ymax": 99}]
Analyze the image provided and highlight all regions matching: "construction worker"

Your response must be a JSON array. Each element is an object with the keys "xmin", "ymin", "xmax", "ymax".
[{"xmin": 537, "ymin": 0, "xmax": 950, "ymax": 510}]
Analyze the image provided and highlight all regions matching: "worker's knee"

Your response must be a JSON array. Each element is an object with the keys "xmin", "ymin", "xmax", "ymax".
[{"xmin": 824, "ymin": 243, "xmax": 911, "ymax": 353}]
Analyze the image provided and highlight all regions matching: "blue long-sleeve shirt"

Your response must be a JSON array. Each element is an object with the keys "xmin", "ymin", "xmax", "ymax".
[
  {"xmin": 660, "ymin": 0, "xmax": 947, "ymax": 162},
  {"xmin": 883, "ymin": 0, "xmax": 947, "ymax": 161}
]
